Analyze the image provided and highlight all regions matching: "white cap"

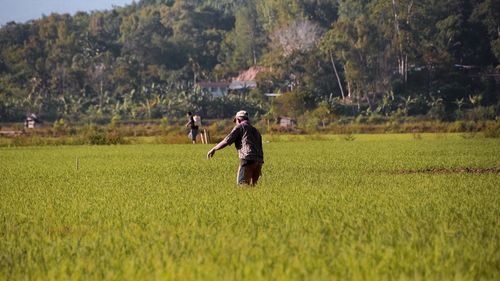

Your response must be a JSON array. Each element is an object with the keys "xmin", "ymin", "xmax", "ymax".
[{"xmin": 233, "ymin": 110, "xmax": 248, "ymax": 122}]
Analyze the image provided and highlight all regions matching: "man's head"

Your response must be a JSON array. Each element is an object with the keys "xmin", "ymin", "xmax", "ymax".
[
  {"xmin": 187, "ymin": 111, "xmax": 192, "ymax": 116},
  {"xmin": 233, "ymin": 110, "xmax": 249, "ymax": 123}
]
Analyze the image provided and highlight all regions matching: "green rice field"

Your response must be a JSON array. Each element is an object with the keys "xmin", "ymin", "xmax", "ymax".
[{"xmin": 0, "ymin": 134, "xmax": 499, "ymax": 280}]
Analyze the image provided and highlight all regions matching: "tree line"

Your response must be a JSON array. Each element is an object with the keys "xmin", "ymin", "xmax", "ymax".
[{"xmin": 0, "ymin": 0, "xmax": 498, "ymax": 123}]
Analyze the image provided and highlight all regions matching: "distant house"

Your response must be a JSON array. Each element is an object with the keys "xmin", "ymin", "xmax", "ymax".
[
  {"xmin": 24, "ymin": 114, "xmax": 41, "ymax": 129},
  {"xmin": 229, "ymin": 80, "xmax": 257, "ymax": 90},
  {"xmin": 196, "ymin": 82, "xmax": 230, "ymax": 97},
  {"xmin": 230, "ymin": 66, "xmax": 269, "ymax": 92},
  {"xmin": 196, "ymin": 80, "xmax": 258, "ymax": 97},
  {"xmin": 277, "ymin": 116, "xmax": 295, "ymax": 127}
]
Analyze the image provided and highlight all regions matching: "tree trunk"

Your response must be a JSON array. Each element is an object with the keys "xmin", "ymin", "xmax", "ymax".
[
  {"xmin": 404, "ymin": 0, "xmax": 414, "ymax": 82},
  {"xmin": 347, "ymin": 79, "xmax": 352, "ymax": 99},
  {"xmin": 99, "ymin": 79, "xmax": 103, "ymax": 110},
  {"xmin": 404, "ymin": 54, "xmax": 408, "ymax": 82},
  {"xmin": 329, "ymin": 51, "xmax": 346, "ymax": 100},
  {"xmin": 392, "ymin": 0, "xmax": 406, "ymax": 81}
]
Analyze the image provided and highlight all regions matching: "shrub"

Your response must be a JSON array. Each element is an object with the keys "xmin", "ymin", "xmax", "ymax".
[
  {"xmin": 464, "ymin": 106, "xmax": 497, "ymax": 121},
  {"xmin": 107, "ymin": 131, "xmax": 127, "ymax": 144},
  {"xmin": 87, "ymin": 132, "xmax": 108, "ymax": 145},
  {"xmin": 84, "ymin": 127, "xmax": 127, "ymax": 145},
  {"xmin": 354, "ymin": 115, "xmax": 368, "ymax": 124},
  {"xmin": 297, "ymin": 112, "xmax": 320, "ymax": 133},
  {"xmin": 53, "ymin": 119, "xmax": 66, "ymax": 136},
  {"xmin": 427, "ymin": 104, "xmax": 447, "ymax": 121},
  {"xmin": 483, "ymin": 121, "xmax": 500, "ymax": 138},
  {"xmin": 450, "ymin": 121, "xmax": 479, "ymax": 132},
  {"xmin": 367, "ymin": 114, "xmax": 386, "ymax": 124},
  {"xmin": 340, "ymin": 133, "xmax": 356, "ymax": 141}
]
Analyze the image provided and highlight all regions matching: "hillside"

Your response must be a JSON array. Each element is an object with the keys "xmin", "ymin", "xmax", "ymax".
[{"xmin": 0, "ymin": 0, "xmax": 498, "ymax": 123}]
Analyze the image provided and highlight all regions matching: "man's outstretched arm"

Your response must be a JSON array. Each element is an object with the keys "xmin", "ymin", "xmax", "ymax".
[{"xmin": 207, "ymin": 140, "xmax": 229, "ymax": 159}]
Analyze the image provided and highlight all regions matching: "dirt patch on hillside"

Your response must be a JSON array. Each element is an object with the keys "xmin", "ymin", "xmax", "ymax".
[
  {"xmin": 394, "ymin": 167, "xmax": 500, "ymax": 174},
  {"xmin": 234, "ymin": 66, "xmax": 270, "ymax": 81}
]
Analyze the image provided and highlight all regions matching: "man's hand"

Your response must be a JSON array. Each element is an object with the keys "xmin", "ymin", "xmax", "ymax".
[
  {"xmin": 207, "ymin": 148, "xmax": 216, "ymax": 159},
  {"xmin": 207, "ymin": 140, "xmax": 227, "ymax": 159}
]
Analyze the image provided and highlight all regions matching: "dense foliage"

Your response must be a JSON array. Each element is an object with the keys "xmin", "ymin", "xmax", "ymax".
[{"xmin": 0, "ymin": 0, "xmax": 498, "ymax": 122}]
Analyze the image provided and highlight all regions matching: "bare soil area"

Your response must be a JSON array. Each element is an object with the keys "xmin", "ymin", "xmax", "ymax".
[{"xmin": 394, "ymin": 167, "xmax": 500, "ymax": 174}]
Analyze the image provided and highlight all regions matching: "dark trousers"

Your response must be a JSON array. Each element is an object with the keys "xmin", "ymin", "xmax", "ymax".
[
  {"xmin": 189, "ymin": 128, "xmax": 198, "ymax": 141},
  {"xmin": 237, "ymin": 160, "xmax": 263, "ymax": 186}
]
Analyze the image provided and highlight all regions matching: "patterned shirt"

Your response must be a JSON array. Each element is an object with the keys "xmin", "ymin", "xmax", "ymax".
[{"xmin": 223, "ymin": 121, "xmax": 263, "ymax": 162}]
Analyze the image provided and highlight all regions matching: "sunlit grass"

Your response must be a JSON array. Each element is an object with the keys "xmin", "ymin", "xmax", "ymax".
[{"xmin": 0, "ymin": 135, "xmax": 499, "ymax": 280}]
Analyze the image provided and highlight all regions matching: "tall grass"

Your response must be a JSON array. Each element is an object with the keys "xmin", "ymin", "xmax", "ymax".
[{"xmin": 0, "ymin": 135, "xmax": 498, "ymax": 280}]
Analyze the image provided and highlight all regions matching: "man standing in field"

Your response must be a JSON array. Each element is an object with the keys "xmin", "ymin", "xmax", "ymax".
[
  {"xmin": 185, "ymin": 112, "xmax": 199, "ymax": 144},
  {"xmin": 207, "ymin": 110, "xmax": 264, "ymax": 186}
]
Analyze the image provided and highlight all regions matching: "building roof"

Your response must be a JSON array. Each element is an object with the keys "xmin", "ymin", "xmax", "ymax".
[
  {"xmin": 229, "ymin": 80, "xmax": 257, "ymax": 90},
  {"xmin": 196, "ymin": 81, "xmax": 230, "ymax": 88}
]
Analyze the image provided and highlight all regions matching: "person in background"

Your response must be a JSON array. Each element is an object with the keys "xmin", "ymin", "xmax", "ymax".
[
  {"xmin": 207, "ymin": 110, "xmax": 264, "ymax": 186},
  {"xmin": 185, "ymin": 111, "xmax": 199, "ymax": 144}
]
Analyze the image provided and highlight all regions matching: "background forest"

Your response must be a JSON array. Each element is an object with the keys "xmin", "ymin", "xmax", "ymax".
[{"xmin": 0, "ymin": 0, "xmax": 499, "ymax": 124}]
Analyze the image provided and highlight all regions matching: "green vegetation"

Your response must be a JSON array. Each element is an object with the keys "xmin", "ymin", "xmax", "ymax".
[
  {"xmin": 0, "ymin": 0, "xmax": 498, "ymax": 123},
  {"xmin": 1, "ymin": 119, "xmax": 499, "ymax": 147},
  {"xmin": 1, "ymin": 135, "xmax": 499, "ymax": 280}
]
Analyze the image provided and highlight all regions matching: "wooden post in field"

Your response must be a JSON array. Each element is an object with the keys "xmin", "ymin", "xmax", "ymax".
[
  {"xmin": 201, "ymin": 130, "xmax": 206, "ymax": 144},
  {"xmin": 205, "ymin": 130, "xmax": 211, "ymax": 144},
  {"xmin": 76, "ymin": 156, "xmax": 79, "ymax": 171}
]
